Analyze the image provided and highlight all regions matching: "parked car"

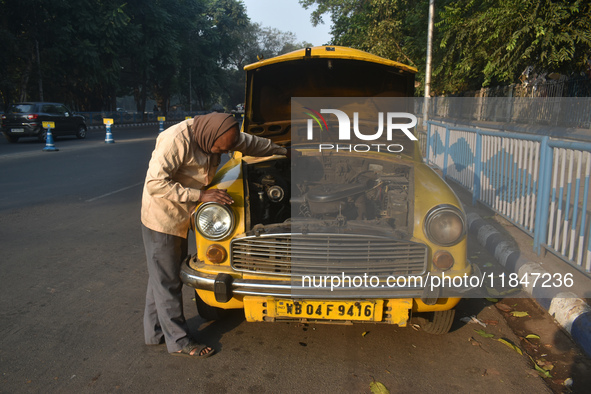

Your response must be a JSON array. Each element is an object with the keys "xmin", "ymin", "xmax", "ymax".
[
  {"xmin": 1, "ymin": 102, "xmax": 87, "ymax": 143},
  {"xmin": 180, "ymin": 46, "xmax": 471, "ymax": 334}
]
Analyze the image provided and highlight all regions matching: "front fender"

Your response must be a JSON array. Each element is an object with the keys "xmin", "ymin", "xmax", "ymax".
[{"xmin": 194, "ymin": 156, "xmax": 245, "ymax": 264}]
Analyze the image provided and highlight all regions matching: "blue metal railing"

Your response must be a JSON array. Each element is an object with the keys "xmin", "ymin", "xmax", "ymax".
[{"xmin": 425, "ymin": 120, "xmax": 591, "ymax": 276}]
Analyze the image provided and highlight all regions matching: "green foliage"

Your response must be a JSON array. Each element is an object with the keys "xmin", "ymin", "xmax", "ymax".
[
  {"xmin": 0, "ymin": 0, "xmax": 305, "ymax": 111},
  {"xmin": 301, "ymin": 0, "xmax": 591, "ymax": 95},
  {"xmin": 436, "ymin": 0, "xmax": 591, "ymax": 93},
  {"xmin": 5, "ymin": 0, "xmax": 586, "ymax": 106}
]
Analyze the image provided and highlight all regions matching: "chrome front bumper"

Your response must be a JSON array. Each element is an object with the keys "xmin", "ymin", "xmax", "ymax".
[{"xmin": 180, "ymin": 256, "xmax": 429, "ymax": 302}]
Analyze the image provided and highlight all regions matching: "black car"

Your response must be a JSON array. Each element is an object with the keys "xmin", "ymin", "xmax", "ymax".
[{"xmin": 1, "ymin": 102, "xmax": 87, "ymax": 143}]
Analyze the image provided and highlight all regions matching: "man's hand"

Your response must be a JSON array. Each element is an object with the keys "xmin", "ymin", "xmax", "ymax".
[
  {"xmin": 198, "ymin": 189, "xmax": 234, "ymax": 205},
  {"xmin": 286, "ymin": 148, "xmax": 301, "ymax": 160}
]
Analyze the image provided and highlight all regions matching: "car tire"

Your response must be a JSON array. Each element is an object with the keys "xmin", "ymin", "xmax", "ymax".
[
  {"xmin": 38, "ymin": 130, "xmax": 47, "ymax": 143},
  {"xmin": 4, "ymin": 134, "xmax": 19, "ymax": 143},
  {"xmin": 76, "ymin": 125, "xmax": 87, "ymax": 139},
  {"xmin": 413, "ymin": 309, "xmax": 455, "ymax": 334},
  {"xmin": 194, "ymin": 291, "xmax": 227, "ymax": 321}
]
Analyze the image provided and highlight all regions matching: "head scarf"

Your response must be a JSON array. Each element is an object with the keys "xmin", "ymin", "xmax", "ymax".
[{"xmin": 191, "ymin": 113, "xmax": 238, "ymax": 154}]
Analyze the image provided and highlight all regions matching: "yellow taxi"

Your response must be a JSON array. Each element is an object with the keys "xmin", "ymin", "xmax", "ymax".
[{"xmin": 181, "ymin": 46, "xmax": 471, "ymax": 334}]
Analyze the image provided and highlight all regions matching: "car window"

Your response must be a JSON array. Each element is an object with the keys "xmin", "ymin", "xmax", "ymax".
[
  {"xmin": 55, "ymin": 105, "xmax": 69, "ymax": 116},
  {"xmin": 42, "ymin": 105, "xmax": 58, "ymax": 114},
  {"xmin": 10, "ymin": 104, "xmax": 35, "ymax": 113}
]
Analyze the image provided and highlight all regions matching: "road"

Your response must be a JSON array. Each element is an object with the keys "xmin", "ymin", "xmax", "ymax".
[{"xmin": 0, "ymin": 126, "xmax": 575, "ymax": 392}]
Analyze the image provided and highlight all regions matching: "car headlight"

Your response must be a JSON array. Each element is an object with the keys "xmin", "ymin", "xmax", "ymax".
[
  {"xmin": 423, "ymin": 205, "xmax": 466, "ymax": 247},
  {"xmin": 194, "ymin": 202, "xmax": 235, "ymax": 241}
]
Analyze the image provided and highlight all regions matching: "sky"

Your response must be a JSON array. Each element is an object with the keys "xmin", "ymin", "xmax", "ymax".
[{"xmin": 241, "ymin": 0, "xmax": 332, "ymax": 46}]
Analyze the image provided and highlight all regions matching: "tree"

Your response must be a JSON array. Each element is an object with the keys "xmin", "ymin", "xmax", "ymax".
[
  {"xmin": 300, "ymin": 0, "xmax": 591, "ymax": 96},
  {"xmin": 0, "ymin": 0, "xmax": 134, "ymax": 110},
  {"xmin": 436, "ymin": 0, "xmax": 591, "ymax": 93},
  {"xmin": 300, "ymin": 0, "xmax": 435, "ymax": 94},
  {"xmin": 0, "ymin": 0, "xmax": 325, "ymax": 112}
]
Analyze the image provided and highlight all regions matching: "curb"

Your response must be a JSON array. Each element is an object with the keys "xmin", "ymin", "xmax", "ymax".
[{"xmin": 466, "ymin": 211, "xmax": 591, "ymax": 358}]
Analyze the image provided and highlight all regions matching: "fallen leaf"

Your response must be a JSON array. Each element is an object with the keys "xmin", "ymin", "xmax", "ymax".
[
  {"xmin": 485, "ymin": 298, "xmax": 499, "ymax": 303},
  {"xmin": 474, "ymin": 329, "xmax": 495, "ymax": 338},
  {"xmin": 497, "ymin": 338, "xmax": 523, "ymax": 355},
  {"xmin": 495, "ymin": 288, "xmax": 521, "ymax": 296},
  {"xmin": 369, "ymin": 381, "xmax": 390, "ymax": 394},
  {"xmin": 536, "ymin": 359, "xmax": 554, "ymax": 371},
  {"xmin": 481, "ymin": 319, "xmax": 498, "ymax": 326},
  {"xmin": 486, "ymin": 287, "xmax": 501, "ymax": 297},
  {"xmin": 533, "ymin": 363, "xmax": 552, "ymax": 378},
  {"xmin": 496, "ymin": 303, "xmax": 513, "ymax": 312},
  {"xmin": 362, "ymin": 331, "xmax": 369, "ymax": 337},
  {"xmin": 525, "ymin": 334, "xmax": 540, "ymax": 340},
  {"xmin": 511, "ymin": 311, "xmax": 530, "ymax": 318}
]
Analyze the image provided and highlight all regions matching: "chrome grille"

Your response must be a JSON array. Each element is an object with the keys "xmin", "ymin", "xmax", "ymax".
[{"xmin": 231, "ymin": 234, "xmax": 427, "ymax": 276}]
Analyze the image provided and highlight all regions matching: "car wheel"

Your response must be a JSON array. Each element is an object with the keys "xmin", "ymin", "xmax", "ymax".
[
  {"xmin": 76, "ymin": 125, "xmax": 87, "ymax": 139},
  {"xmin": 4, "ymin": 134, "xmax": 19, "ymax": 143},
  {"xmin": 194, "ymin": 291, "xmax": 227, "ymax": 321},
  {"xmin": 38, "ymin": 130, "xmax": 47, "ymax": 143},
  {"xmin": 413, "ymin": 309, "xmax": 455, "ymax": 334}
]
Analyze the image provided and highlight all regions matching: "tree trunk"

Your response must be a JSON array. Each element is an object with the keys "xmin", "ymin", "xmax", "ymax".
[{"xmin": 18, "ymin": 49, "xmax": 34, "ymax": 102}]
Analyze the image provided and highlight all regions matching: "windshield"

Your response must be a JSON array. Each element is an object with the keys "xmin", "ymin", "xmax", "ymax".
[{"xmin": 9, "ymin": 104, "xmax": 36, "ymax": 113}]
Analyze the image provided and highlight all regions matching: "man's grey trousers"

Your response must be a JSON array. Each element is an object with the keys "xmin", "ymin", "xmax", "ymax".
[{"xmin": 142, "ymin": 224, "xmax": 191, "ymax": 353}]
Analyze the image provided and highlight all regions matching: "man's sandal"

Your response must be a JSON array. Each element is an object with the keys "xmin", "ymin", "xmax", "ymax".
[{"xmin": 172, "ymin": 341, "xmax": 215, "ymax": 358}]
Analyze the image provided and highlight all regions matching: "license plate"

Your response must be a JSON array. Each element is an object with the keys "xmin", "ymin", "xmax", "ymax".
[
  {"xmin": 275, "ymin": 300, "xmax": 376, "ymax": 321},
  {"xmin": 11, "ymin": 128, "xmax": 24, "ymax": 133}
]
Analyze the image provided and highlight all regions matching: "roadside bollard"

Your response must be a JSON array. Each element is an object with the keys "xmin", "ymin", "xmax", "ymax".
[
  {"xmin": 42, "ymin": 121, "xmax": 59, "ymax": 152},
  {"xmin": 158, "ymin": 116, "xmax": 165, "ymax": 133},
  {"xmin": 104, "ymin": 118, "xmax": 115, "ymax": 143}
]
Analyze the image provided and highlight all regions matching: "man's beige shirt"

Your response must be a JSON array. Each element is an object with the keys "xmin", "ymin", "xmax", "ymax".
[{"xmin": 141, "ymin": 118, "xmax": 286, "ymax": 238}]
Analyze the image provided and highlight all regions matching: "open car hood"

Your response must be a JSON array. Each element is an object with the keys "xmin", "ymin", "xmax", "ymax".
[{"xmin": 242, "ymin": 46, "xmax": 417, "ymax": 145}]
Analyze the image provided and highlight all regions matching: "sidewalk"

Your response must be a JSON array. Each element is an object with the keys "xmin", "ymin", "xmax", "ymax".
[{"xmin": 448, "ymin": 179, "xmax": 591, "ymax": 358}]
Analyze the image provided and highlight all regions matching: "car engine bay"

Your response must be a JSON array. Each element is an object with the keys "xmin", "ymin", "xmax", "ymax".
[{"xmin": 244, "ymin": 154, "xmax": 414, "ymax": 236}]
